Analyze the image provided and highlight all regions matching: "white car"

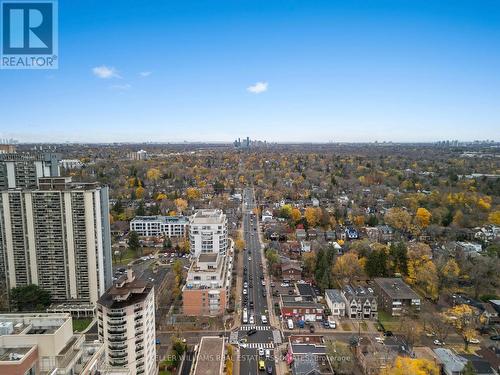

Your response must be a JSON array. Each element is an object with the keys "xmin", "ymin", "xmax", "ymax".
[
  {"xmin": 248, "ymin": 257, "xmax": 251, "ymax": 261},
  {"xmin": 244, "ymin": 282, "xmax": 248, "ymax": 288},
  {"xmin": 281, "ymin": 282, "xmax": 289, "ymax": 287},
  {"xmin": 258, "ymin": 347, "xmax": 264, "ymax": 356},
  {"xmin": 433, "ymin": 339, "xmax": 445, "ymax": 346},
  {"xmin": 469, "ymin": 338, "xmax": 480, "ymax": 344},
  {"xmin": 265, "ymin": 349, "xmax": 271, "ymax": 359},
  {"xmin": 243, "ymin": 289, "xmax": 247, "ymax": 295},
  {"xmin": 261, "ymin": 315, "xmax": 268, "ymax": 324},
  {"xmin": 375, "ymin": 337, "xmax": 385, "ymax": 343},
  {"xmin": 249, "ymin": 315, "xmax": 255, "ymax": 324}
]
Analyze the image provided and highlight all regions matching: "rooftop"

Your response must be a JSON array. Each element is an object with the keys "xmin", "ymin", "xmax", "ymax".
[
  {"xmin": 281, "ymin": 295, "xmax": 323, "ymax": 309},
  {"xmin": 131, "ymin": 215, "xmax": 188, "ymax": 224},
  {"xmin": 374, "ymin": 278, "xmax": 420, "ymax": 300},
  {"xmin": 193, "ymin": 337, "xmax": 225, "ymax": 375},
  {"xmin": 97, "ymin": 269, "xmax": 153, "ymax": 309},
  {"xmin": 325, "ymin": 289, "xmax": 344, "ymax": 304},
  {"xmin": 190, "ymin": 209, "xmax": 226, "ymax": 225}
]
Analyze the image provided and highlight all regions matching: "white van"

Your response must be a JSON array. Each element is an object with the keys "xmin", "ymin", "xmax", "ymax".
[{"xmin": 287, "ymin": 319, "xmax": 294, "ymax": 330}]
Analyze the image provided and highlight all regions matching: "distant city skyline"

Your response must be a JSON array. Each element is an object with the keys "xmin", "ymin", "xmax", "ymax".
[{"xmin": 1, "ymin": 0, "xmax": 499, "ymax": 142}]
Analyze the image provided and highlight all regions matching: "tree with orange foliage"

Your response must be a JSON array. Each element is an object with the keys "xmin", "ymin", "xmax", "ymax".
[{"xmin": 415, "ymin": 207, "xmax": 431, "ymax": 228}]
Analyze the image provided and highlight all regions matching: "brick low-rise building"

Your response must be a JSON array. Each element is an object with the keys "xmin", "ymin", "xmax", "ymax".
[
  {"xmin": 281, "ymin": 261, "xmax": 302, "ymax": 281},
  {"xmin": 373, "ymin": 278, "xmax": 421, "ymax": 316},
  {"xmin": 182, "ymin": 252, "xmax": 232, "ymax": 316}
]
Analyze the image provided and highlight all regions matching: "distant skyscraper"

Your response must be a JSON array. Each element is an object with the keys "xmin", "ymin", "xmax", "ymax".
[
  {"xmin": 0, "ymin": 177, "xmax": 113, "ymax": 304},
  {"xmin": 0, "ymin": 152, "xmax": 60, "ymax": 190}
]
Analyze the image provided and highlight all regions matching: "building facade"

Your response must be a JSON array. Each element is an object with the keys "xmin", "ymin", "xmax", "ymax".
[
  {"xmin": 0, "ymin": 177, "xmax": 113, "ymax": 304},
  {"xmin": 0, "ymin": 313, "xmax": 104, "ymax": 375},
  {"xmin": 183, "ymin": 252, "xmax": 232, "ymax": 316},
  {"xmin": 373, "ymin": 278, "xmax": 421, "ymax": 316},
  {"xmin": 0, "ymin": 152, "xmax": 60, "ymax": 190},
  {"xmin": 341, "ymin": 285, "xmax": 378, "ymax": 320},
  {"xmin": 188, "ymin": 209, "xmax": 228, "ymax": 257},
  {"xmin": 325, "ymin": 289, "xmax": 346, "ymax": 317},
  {"xmin": 97, "ymin": 269, "xmax": 156, "ymax": 375},
  {"xmin": 130, "ymin": 215, "xmax": 188, "ymax": 238}
]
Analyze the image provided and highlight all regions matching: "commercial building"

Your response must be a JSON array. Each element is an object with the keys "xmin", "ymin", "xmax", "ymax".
[
  {"xmin": 188, "ymin": 209, "xmax": 228, "ymax": 257},
  {"xmin": 0, "ymin": 177, "xmax": 113, "ymax": 305},
  {"xmin": 280, "ymin": 295, "xmax": 324, "ymax": 322},
  {"xmin": 182, "ymin": 252, "xmax": 233, "ymax": 316},
  {"xmin": 0, "ymin": 152, "xmax": 60, "ymax": 190},
  {"xmin": 192, "ymin": 336, "xmax": 225, "ymax": 375},
  {"xmin": 97, "ymin": 268, "xmax": 156, "ymax": 375},
  {"xmin": 284, "ymin": 335, "xmax": 333, "ymax": 375},
  {"xmin": 341, "ymin": 285, "xmax": 378, "ymax": 320},
  {"xmin": 130, "ymin": 215, "xmax": 188, "ymax": 238},
  {"xmin": 373, "ymin": 278, "xmax": 421, "ymax": 316},
  {"xmin": 0, "ymin": 313, "xmax": 104, "ymax": 375}
]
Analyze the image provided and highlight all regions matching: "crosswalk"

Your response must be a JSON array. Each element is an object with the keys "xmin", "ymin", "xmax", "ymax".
[
  {"xmin": 240, "ymin": 325, "xmax": 270, "ymax": 331},
  {"xmin": 242, "ymin": 342, "xmax": 274, "ymax": 349}
]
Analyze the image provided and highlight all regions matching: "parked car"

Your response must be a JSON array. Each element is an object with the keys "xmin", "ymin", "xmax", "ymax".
[
  {"xmin": 258, "ymin": 347, "xmax": 264, "ymax": 356},
  {"xmin": 281, "ymin": 282, "xmax": 290, "ymax": 287},
  {"xmin": 265, "ymin": 349, "xmax": 271, "ymax": 359},
  {"xmin": 433, "ymin": 339, "xmax": 445, "ymax": 346},
  {"xmin": 309, "ymin": 324, "xmax": 315, "ymax": 333},
  {"xmin": 490, "ymin": 335, "xmax": 500, "ymax": 341},
  {"xmin": 469, "ymin": 338, "xmax": 480, "ymax": 344},
  {"xmin": 266, "ymin": 365, "xmax": 273, "ymax": 374}
]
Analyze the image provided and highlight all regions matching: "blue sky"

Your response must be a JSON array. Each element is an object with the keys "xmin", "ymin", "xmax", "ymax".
[{"xmin": 1, "ymin": 0, "xmax": 499, "ymax": 143}]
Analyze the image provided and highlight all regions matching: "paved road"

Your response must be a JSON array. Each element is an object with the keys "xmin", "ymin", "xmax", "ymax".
[{"xmin": 239, "ymin": 188, "xmax": 276, "ymax": 375}]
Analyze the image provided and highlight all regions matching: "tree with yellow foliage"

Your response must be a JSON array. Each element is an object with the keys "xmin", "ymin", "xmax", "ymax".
[
  {"xmin": 135, "ymin": 186, "xmax": 145, "ymax": 199},
  {"xmin": 477, "ymin": 196, "xmax": 492, "ymax": 211},
  {"xmin": 444, "ymin": 304, "xmax": 477, "ymax": 351},
  {"xmin": 381, "ymin": 356, "xmax": 439, "ymax": 375},
  {"xmin": 406, "ymin": 243, "xmax": 438, "ymax": 300},
  {"xmin": 146, "ymin": 168, "xmax": 160, "ymax": 181},
  {"xmin": 186, "ymin": 187, "xmax": 201, "ymax": 200},
  {"xmin": 332, "ymin": 252, "xmax": 363, "ymax": 284},
  {"xmin": 291, "ymin": 208, "xmax": 302, "ymax": 223},
  {"xmin": 156, "ymin": 192, "xmax": 167, "ymax": 201},
  {"xmin": 415, "ymin": 207, "xmax": 431, "ymax": 228},
  {"xmin": 384, "ymin": 208, "xmax": 412, "ymax": 232},
  {"xmin": 488, "ymin": 211, "xmax": 500, "ymax": 225},
  {"xmin": 234, "ymin": 238, "xmax": 245, "ymax": 253},
  {"xmin": 174, "ymin": 198, "xmax": 188, "ymax": 213},
  {"xmin": 304, "ymin": 207, "xmax": 321, "ymax": 227}
]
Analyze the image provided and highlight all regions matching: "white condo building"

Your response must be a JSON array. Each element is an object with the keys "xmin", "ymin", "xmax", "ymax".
[
  {"xmin": 130, "ymin": 215, "xmax": 188, "ymax": 238},
  {"xmin": 97, "ymin": 269, "xmax": 156, "ymax": 375},
  {"xmin": 188, "ymin": 209, "xmax": 228, "ymax": 257},
  {"xmin": 0, "ymin": 177, "xmax": 113, "ymax": 305}
]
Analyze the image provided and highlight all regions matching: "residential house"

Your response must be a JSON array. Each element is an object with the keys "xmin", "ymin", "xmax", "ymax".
[
  {"xmin": 433, "ymin": 348, "xmax": 467, "ymax": 375},
  {"xmin": 341, "ymin": 285, "xmax": 378, "ymax": 320},
  {"xmin": 373, "ymin": 278, "xmax": 421, "ymax": 316},
  {"xmin": 296, "ymin": 228, "xmax": 307, "ymax": 241},
  {"xmin": 300, "ymin": 241, "xmax": 311, "ymax": 253},
  {"xmin": 324, "ymin": 289, "xmax": 346, "ymax": 317},
  {"xmin": 282, "ymin": 261, "xmax": 303, "ymax": 281},
  {"xmin": 261, "ymin": 209, "xmax": 274, "ymax": 222}
]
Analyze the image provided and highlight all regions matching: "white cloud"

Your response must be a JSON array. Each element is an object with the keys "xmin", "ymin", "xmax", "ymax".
[
  {"xmin": 92, "ymin": 65, "xmax": 120, "ymax": 79},
  {"xmin": 109, "ymin": 83, "xmax": 131, "ymax": 91},
  {"xmin": 247, "ymin": 81, "xmax": 268, "ymax": 94},
  {"xmin": 139, "ymin": 71, "xmax": 152, "ymax": 77}
]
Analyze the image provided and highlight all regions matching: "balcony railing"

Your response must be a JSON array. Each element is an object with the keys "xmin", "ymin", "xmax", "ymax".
[
  {"xmin": 107, "ymin": 311, "xmax": 125, "ymax": 318},
  {"xmin": 108, "ymin": 328, "xmax": 127, "ymax": 335},
  {"xmin": 109, "ymin": 352, "xmax": 127, "ymax": 359},
  {"xmin": 109, "ymin": 343, "xmax": 127, "ymax": 351}
]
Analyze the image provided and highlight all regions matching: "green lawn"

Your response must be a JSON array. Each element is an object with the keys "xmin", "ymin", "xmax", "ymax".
[
  {"xmin": 73, "ymin": 318, "xmax": 93, "ymax": 332},
  {"xmin": 113, "ymin": 248, "xmax": 139, "ymax": 265},
  {"xmin": 378, "ymin": 310, "xmax": 399, "ymax": 332}
]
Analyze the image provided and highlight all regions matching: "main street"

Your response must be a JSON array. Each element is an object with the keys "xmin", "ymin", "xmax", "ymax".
[{"xmin": 238, "ymin": 187, "xmax": 278, "ymax": 375}]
